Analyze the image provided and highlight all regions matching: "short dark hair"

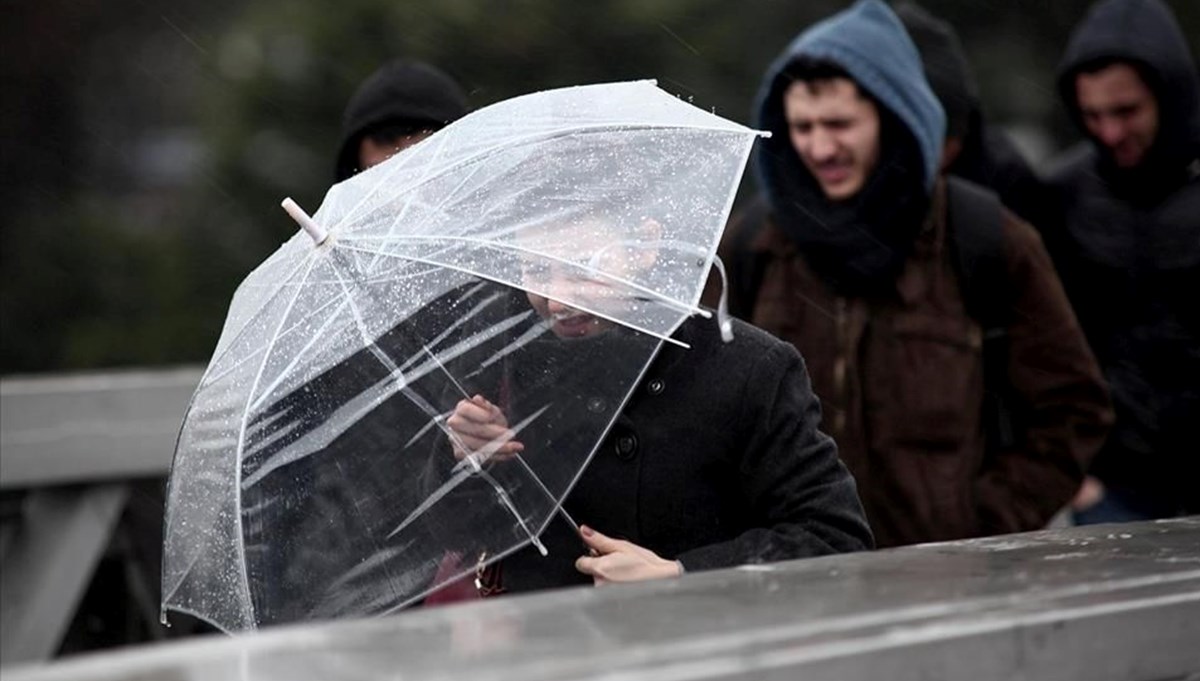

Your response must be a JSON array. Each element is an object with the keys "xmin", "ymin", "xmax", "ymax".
[
  {"xmin": 1073, "ymin": 55, "xmax": 1156, "ymax": 91},
  {"xmin": 363, "ymin": 119, "xmax": 437, "ymax": 146},
  {"xmin": 780, "ymin": 56, "xmax": 875, "ymax": 102}
]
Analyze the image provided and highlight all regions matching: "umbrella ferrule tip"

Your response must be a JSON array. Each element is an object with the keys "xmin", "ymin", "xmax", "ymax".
[{"xmin": 281, "ymin": 197, "xmax": 329, "ymax": 245}]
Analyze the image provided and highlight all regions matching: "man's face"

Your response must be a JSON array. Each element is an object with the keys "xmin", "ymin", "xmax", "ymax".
[
  {"xmin": 1076, "ymin": 63, "xmax": 1159, "ymax": 169},
  {"xmin": 357, "ymin": 130, "xmax": 435, "ymax": 170},
  {"xmin": 784, "ymin": 78, "xmax": 882, "ymax": 201}
]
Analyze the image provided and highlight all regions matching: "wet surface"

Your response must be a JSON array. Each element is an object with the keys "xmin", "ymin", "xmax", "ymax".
[{"xmin": 8, "ymin": 517, "xmax": 1200, "ymax": 681}]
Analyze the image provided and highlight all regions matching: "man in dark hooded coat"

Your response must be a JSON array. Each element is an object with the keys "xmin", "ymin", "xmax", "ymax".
[
  {"xmin": 334, "ymin": 59, "xmax": 468, "ymax": 181},
  {"xmin": 894, "ymin": 2, "xmax": 1047, "ymax": 228},
  {"xmin": 1045, "ymin": 0, "xmax": 1200, "ymax": 522},
  {"xmin": 720, "ymin": 0, "xmax": 1112, "ymax": 548}
]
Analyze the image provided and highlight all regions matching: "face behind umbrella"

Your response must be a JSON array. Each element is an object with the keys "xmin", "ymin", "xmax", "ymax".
[{"xmin": 518, "ymin": 214, "xmax": 663, "ymax": 339}]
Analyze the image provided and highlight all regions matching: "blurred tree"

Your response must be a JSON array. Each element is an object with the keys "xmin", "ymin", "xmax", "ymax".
[{"xmin": 2, "ymin": 0, "xmax": 1196, "ymax": 374}]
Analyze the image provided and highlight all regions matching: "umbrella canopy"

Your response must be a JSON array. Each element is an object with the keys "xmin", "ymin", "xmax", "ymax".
[{"xmin": 162, "ymin": 80, "xmax": 764, "ymax": 632}]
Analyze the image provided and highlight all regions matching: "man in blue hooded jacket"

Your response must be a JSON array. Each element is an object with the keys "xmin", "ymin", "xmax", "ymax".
[{"xmin": 719, "ymin": 0, "xmax": 1112, "ymax": 547}]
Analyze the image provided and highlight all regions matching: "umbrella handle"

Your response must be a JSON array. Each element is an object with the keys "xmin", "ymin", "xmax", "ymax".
[
  {"xmin": 282, "ymin": 197, "xmax": 329, "ymax": 245},
  {"xmin": 710, "ymin": 255, "xmax": 735, "ymax": 343}
]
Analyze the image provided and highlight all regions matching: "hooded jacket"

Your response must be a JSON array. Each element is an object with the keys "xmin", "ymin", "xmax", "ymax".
[
  {"xmin": 719, "ymin": 0, "xmax": 1112, "ymax": 547},
  {"xmin": 753, "ymin": 0, "xmax": 944, "ymax": 295},
  {"xmin": 334, "ymin": 60, "xmax": 468, "ymax": 182},
  {"xmin": 895, "ymin": 2, "xmax": 1047, "ymax": 228},
  {"xmin": 1045, "ymin": 0, "xmax": 1200, "ymax": 515},
  {"xmin": 1055, "ymin": 0, "xmax": 1200, "ymax": 199}
]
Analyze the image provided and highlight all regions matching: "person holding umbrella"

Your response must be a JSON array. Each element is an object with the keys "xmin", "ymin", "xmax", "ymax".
[
  {"xmin": 443, "ymin": 213, "xmax": 873, "ymax": 595},
  {"xmin": 164, "ymin": 80, "xmax": 869, "ymax": 629}
]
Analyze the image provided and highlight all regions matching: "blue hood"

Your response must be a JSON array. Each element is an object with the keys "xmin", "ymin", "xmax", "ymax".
[{"xmin": 755, "ymin": 0, "xmax": 946, "ymax": 191}]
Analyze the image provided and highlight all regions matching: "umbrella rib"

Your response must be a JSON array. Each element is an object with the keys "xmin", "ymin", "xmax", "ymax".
[
  {"xmin": 386, "ymin": 404, "xmax": 551, "ymax": 540},
  {"xmin": 333, "ymin": 243, "xmax": 692, "ymax": 349},
  {"xmin": 203, "ymin": 281, "xmax": 346, "ymax": 389},
  {"xmin": 322, "ymin": 261, "xmax": 549, "ymax": 549},
  {"xmin": 335, "ymin": 128, "xmax": 454, "ymax": 250},
  {"xmin": 473, "ymin": 318, "xmax": 553, "ymax": 374},
  {"xmin": 367, "ymin": 144, "xmax": 489, "ymax": 276},
  {"xmin": 331, "ymin": 123, "xmax": 752, "ymax": 236},
  {"xmin": 340, "ymin": 233, "xmax": 703, "ymax": 318},
  {"xmin": 395, "ymin": 283, "xmax": 501, "ymax": 373},
  {"xmin": 477, "ymin": 467, "xmax": 548, "ymax": 556},
  {"xmin": 400, "ymin": 309, "xmax": 536, "ymax": 393},
  {"xmin": 232, "ymin": 252, "xmax": 324, "ymax": 627},
  {"xmin": 505, "ymin": 449, "xmax": 580, "ymax": 537},
  {"xmin": 246, "ymin": 297, "xmax": 354, "ymax": 413},
  {"xmin": 201, "ymin": 248, "xmax": 323, "ymax": 389}
]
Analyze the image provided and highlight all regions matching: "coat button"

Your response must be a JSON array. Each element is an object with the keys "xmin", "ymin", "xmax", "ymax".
[
  {"xmin": 646, "ymin": 379, "xmax": 665, "ymax": 395},
  {"xmin": 614, "ymin": 433, "xmax": 638, "ymax": 461}
]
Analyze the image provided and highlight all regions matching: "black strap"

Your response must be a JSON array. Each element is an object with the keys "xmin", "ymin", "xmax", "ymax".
[
  {"xmin": 946, "ymin": 176, "xmax": 1022, "ymax": 452},
  {"xmin": 946, "ymin": 176, "xmax": 1008, "ymax": 331}
]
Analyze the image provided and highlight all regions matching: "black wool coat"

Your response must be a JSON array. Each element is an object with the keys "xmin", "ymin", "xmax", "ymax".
[{"xmin": 496, "ymin": 314, "xmax": 874, "ymax": 594}]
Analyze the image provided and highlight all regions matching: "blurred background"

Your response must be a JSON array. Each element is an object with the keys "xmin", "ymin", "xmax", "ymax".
[
  {"xmin": 1, "ymin": 0, "xmax": 1197, "ymax": 661},
  {"xmin": 3, "ymin": 0, "xmax": 1198, "ymax": 375}
]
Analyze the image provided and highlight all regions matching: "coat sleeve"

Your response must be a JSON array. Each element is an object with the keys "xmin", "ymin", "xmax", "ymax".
[
  {"xmin": 676, "ymin": 341, "xmax": 874, "ymax": 571},
  {"xmin": 973, "ymin": 215, "xmax": 1113, "ymax": 534}
]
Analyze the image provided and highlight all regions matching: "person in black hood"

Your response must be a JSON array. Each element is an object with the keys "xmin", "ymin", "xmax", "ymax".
[
  {"xmin": 1045, "ymin": 0, "xmax": 1200, "ymax": 522},
  {"xmin": 894, "ymin": 2, "xmax": 1047, "ymax": 228},
  {"xmin": 334, "ymin": 59, "xmax": 468, "ymax": 182}
]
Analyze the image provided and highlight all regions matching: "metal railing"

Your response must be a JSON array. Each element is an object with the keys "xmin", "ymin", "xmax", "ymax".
[{"xmin": 0, "ymin": 367, "xmax": 202, "ymax": 665}]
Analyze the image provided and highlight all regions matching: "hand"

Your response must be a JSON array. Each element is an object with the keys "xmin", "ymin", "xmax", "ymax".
[
  {"xmin": 1071, "ymin": 476, "xmax": 1105, "ymax": 511},
  {"xmin": 445, "ymin": 395, "xmax": 524, "ymax": 463},
  {"xmin": 574, "ymin": 525, "xmax": 682, "ymax": 585}
]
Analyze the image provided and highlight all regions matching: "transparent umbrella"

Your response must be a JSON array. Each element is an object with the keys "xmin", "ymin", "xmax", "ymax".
[{"xmin": 161, "ymin": 80, "xmax": 765, "ymax": 632}]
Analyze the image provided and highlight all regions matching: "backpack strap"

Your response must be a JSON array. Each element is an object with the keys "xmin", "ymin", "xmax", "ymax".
[
  {"xmin": 945, "ymin": 176, "xmax": 1022, "ymax": 452},
  {"xmin": 946, "ymin": 176, "xmax": 1008, "ymax": 331}
]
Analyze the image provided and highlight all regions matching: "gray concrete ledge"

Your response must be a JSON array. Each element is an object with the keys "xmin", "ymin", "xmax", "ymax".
[
  {"xmin": 0, "ymin": 367, "xmax": 203, "ymax": 489},
  {"xmin": 6, "ymin": 517, "xmax": 1199, "ymax": 681}
]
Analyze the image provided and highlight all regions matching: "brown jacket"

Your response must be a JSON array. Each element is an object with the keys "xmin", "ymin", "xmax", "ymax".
[{"xmin": 717, "ymin": 180, "xmax": 1112, "ymax": 547}]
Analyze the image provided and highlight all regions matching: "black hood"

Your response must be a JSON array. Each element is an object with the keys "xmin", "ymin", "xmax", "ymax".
[
  {"xmin": 1057, "ymin": 0, "xmax": 1200, "ymax": 193},
  {"xmin": 335, "ymin": 60, "xmax": 468, "ymax": 182},
  {"xmin": 895, "ymin": 2, "xmax": 979, "ymax": 140}
]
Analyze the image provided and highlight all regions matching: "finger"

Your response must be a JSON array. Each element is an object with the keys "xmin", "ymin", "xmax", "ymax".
[
  {"xmin": 446, "ymin": 412, "xmax": 509, "ymax": 438},
  {"xmin": 575, "ymin": 554, "xmax": 616, "ymax": 578},
  {"xmin": 454, "ymin": 433, "xmax": 524, "ymax": 462},
  {"xmin": 575, "ymin": 555, "xmax": 596, "ymax": 575},
  {"xmin": 579, "ymin": 525, "xmax": 626, "ymax": 555},
  {"xmin": 449, "ymin": 425, "xmax": 510, "ymax": 446},
  {"xmin": 470, "ymin": 395, "xmax": 509, "ymax": 421},
  {"xmin": 453, "ymin": 400, "xmax": 495, "ymax": 423}
]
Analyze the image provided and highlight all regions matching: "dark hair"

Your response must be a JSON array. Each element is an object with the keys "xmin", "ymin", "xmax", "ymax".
[
  {"xmin": 363, "ymin": 119, "xmax": 436, "ymax": 146},
  {"xmin": 779, "ymin": 56, "xmax": 877, "ymax": 103},
  {"xmin": 1073, "ymin": 55, "xmax": 1158, "ymax": 92}
]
